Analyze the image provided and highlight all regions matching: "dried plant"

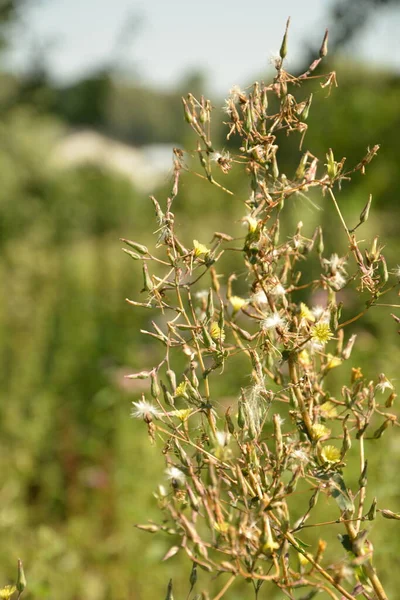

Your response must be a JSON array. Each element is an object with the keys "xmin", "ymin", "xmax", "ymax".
[{"xmin": 125, "ymin": 19, "xmax": 400, "ymax": 600}]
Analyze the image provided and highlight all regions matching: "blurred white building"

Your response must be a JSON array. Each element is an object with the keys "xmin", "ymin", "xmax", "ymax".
[{"xmin": 54, "ymin": 130, "xmax": 174, "ymax": 192}]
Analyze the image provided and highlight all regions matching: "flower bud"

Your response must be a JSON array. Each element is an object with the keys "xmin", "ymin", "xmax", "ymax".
[
  {"xmin": 186, "ymin": 485, "xmax": 200, "ymax": 512},
  {"xmin": 161, "ymin": 382, "xmax": 175, "ymax": 407},
  {"xmin": 373, "ymin": 418, "xmax": 391, "ymax": 439},
  {"xmin": 126, "ymin": 370, "xmax": 151, "ymax": 380},
  {"xmin": 280, "ymin": 17, "xmax": 290, "ymax": 60},
  {"xmin": 326, "ymin": 148, "xmax": 337, "ymax": 179},
  {"xmin": 385, "ymin": 392, "xmax": 396, "ymax": 408},
  {"xmin": 238, "ymin": 394, "xmax": 246, "ymax": 429},
  {"xmin": 295, "ymin": 152, "xmax": 308, "ymax": 180},
  {"xmin": 201, "ymin": 324, "xmax": 216, "ymax": 349},
  {"xmin": 300, "ymin": 93, "xmax": 313, "ymax": 121},
  {"xmin": 151, "ymin": 371, "xmax": 161, "ymax": 399},
  {"xmin": 136, "ymin": 523, "xmax": 160, "ymax": 533},
  {"xmin": 122, "ymin": 248, "xmax": 141, "ymax": 260},
  {"xmin": 142, "ymin": 263, "xmax": 153, "ymax": 292},
  {"xmin": 218, "ymin": 300, "xmax": 225, "ymax": 331},
  {"xmin": 381, "ymin": 509, "xmax": 400, "ymax": 520},
  {"xmin": 316, "ymin": 226, "xmax": 324, "ymax": 256},
  {"xmin": 165, "ymin": 579, "xmax": 174, "ymax": 600},
  {"xmin": 377, "ymin": 256, "xmax": 389, "ymax": 284},
  {"xmin": 271, "ymin": 152, "xmax": 279, "ymax": 179},
  {"xmin": 189, "ymin": 562, "xmax": 198, "ymax": 588},
  {"xmin": 358, "ymin": 460, "xmax": 368, "ymax": 488},
  {"xmin": 273, "ymin": 220, "xmax": 280, "ymax": 246},
  {"xmin": 261, "ymin": 88, "xmax": 268, "ymax": 113},
  {"xmin": 319, "ymin": 29, "xmax": 329, "ymax": 58},
  {"xmin": 182, "ymin": 98, "xmax": 193, "ymax": 123},
  {"xmin": 16, "ymin": 559, "xmax": 26, "ymax": 594},
  {"xmin": 120, "ymin": 238, "xmax": 148, "ymax": 254},
  {"xmin": 273, "ymin": 414, "xmax": 283, "ymax": 459},
  {"xmin": 225, "ymin": 409, "xmax": 235, "ymax": 434},
  {"xmin": 359, "ymin": 194, "xmax": 372, "ymax": 225},
  {"xmin": 329, "ymin": 305, "xmax": 338, "ymax": 332},
  {"xmin": 368, "ymin": 236, "xmax": 380, "ymax": 263},
  {"xmin": 210, "ymin": 267, "xmax": 220, "ymax": 293},
  {"xmin": 206, "ymin": 288, "xmax": 214, "ymax": 320},
  {"xmin": 341, "ymin": 422, "xmax": 351, "ymax": 458},
  {"xmin": 342, "ymin": 334, "xmax": 357, "ymax": 360},
  {"xmin": 166, "ymin": 369, "xmax": 177, "ymax": 393},
  {"xmin": 367, "ymin": 497, "xmax": 377, "ymax": 521}
]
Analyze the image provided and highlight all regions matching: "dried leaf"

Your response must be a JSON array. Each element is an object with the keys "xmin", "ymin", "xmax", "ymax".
[{"xmin": 162, "ymin": 546, "xmax": 180, "ymax": 561}]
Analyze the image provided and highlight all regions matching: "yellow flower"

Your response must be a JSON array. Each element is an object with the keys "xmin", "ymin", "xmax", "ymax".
[
  {"xmin": 319, "ymin": 401, "xmax": 338, "ymax": 419},
  {"xmin": 193, "ymin": 239, "xmax": 210, "ymax": 257},
  {"xmin": 242, "ymin": 215, "xmax": 258, "ymax": 233},
  {"xmin": 229, "ymin": 296, "xmax": 247, "ymax": 313},
  {"xmin": 300, "ymin": 302, "xmax": 315, "ymax": 322},
  {"xmin": 311, "ymin": 423, "xmax": 331, "ymax": 440},
  {"xmin": 320, "ymin": 445, "xmax": 341, "ymax": 464},
  {"xmin": 298, "ymin": 349, "xmax": 312, "ymax": 368},
  {"xmin": 174, "ymin": 381, "xmax": 188, "ymax": 398},
  {"xmin": 325, "ymin": 353, "xmax": 342, "ymax": 370},
  {"xmin": 298, "ymin": 552, "xmax": 309, "ymax": 567},
  {"xmin": 0, "ymin": 586, "xmax": 16, "ymax": 600},
  {"xmin": 351, "ymin": 367, "xmax": 363, "ymax": 382},
  {"xmin": 210, "ymin": 322, "xmax": 225, "ymax": 342},
  {"xmin": 262, "ymin": 537, "xmax": 280, "ymax": 553},
  {"xmin": 168, "ymin": 408, "xmax": 192, "ymax": 421},
  {"xmin": 214, "ymin": 521, "xmax": 230, "ymax": 534},
  {"xmin": 311, "ymin": 323, "xmax": 334, "ymax": 344}
]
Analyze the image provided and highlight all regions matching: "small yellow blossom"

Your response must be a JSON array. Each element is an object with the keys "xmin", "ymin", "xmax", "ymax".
[
  {"xmin": 193, "ymin": 239, "xmax": 210, "ymax": 257},
  {"xmin": 169, "ymin": 408, "xmax": 192, "ymax": 421},
  {"xmin": 311, "ymin": 423, "xmax": 331, "ymax": 440},
  {"xmin": 0, "ymin": 586, "xmax": 16, "ymax": 600},
  {"xmin": 320, "ymin": 445, "xmax": 341, "ymax": 464},
  {"xmin": 262, "ymin": 537, "xmax": 280, "ymax": 553},
  {"xmin": 174, "ymin": 381, "xmax": 188, "ymax": 398},
  {"xmin": 210, "ymin": 322, "xmax": 225, "ymax": 342},
  {"xmin": 298, "ymin": 552, "xmax": 309, "ymax": 567},
  {"xmin": 214, "ymin": 521, "xmax": 230, "ymax": 534},
  {"xmin": 298, "ymin": 349, "xmax": 312, "ymax": 368},
  {"xmin": 230, "ymin": 295, "xmax": 247, "ymax": 313},
  {"xmin": 311, "ymin": 322, "xmax": 334, "ymax": 344},
  {"xmin": 325, "ymin": 353, "xmax": 342, "ymax": 370},
  {"xmin": 242, "ymin": 215, "xmax": 258, "ymax": 233},
  {"xmin": 319, "ymin": 401, "xmax": 338, "ymax": 419},
  {"xmin": 300, "ymin": 302, "xmax": 315, "ymax": 322},
  {"xmin": 351, "ymin": 367, "xmax": 363, "ymax": 382}
]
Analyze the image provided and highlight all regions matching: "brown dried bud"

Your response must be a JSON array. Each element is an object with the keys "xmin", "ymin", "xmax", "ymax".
[{"xmin": 319, "ymin": 29, "xmax": 329, "ymax": 58}]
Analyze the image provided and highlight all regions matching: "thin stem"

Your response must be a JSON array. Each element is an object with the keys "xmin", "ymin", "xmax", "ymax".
[
  {"xmin": 355, "ymin": 436, "xmax": 366, "ymax": 534},
  {"xmin": 338, "ymin": 309, "xmax": 368, "ymax": 330},
  {"xmin": 319, "ymin": 585, "xmax": 341, "ymax": 600},
  {"xmin": 374, "ymin": 303, "xmax": 400, "ymax": 308},
  {"xmin": 288, "ymin": 353, "xmax": 313, "ymax": 437},
  {"xmin": 211, "ymin": 575, "xmax": 236, "ymax": 600},
  {"xmin": 327, "ymin": 186, "xmax": 351, "ymax": 241}
]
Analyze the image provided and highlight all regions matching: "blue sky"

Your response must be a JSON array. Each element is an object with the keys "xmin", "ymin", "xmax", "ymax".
[{"xmin": 8, "ymin": 0, "xmax": 400, "ymax": 94}]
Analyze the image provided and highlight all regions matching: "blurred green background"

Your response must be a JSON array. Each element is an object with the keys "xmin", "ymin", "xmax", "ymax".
[{"xmin": 1, "ymin": 1, "xmax": 400, "ymax": 598}]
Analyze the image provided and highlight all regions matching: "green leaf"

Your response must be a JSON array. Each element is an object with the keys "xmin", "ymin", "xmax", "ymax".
[
  {"xmin": 329, "ymin": 472, "xmax": 354, "ymax": 513},
  {"xmin": 293, "ymin": 536, "xmax": 312, "ymax": 549}
]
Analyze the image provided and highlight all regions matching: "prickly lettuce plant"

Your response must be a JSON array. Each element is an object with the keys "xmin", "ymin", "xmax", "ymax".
[{"xmin": 125, "ymin": 20, "xmax": 399, "ymax": 600}]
